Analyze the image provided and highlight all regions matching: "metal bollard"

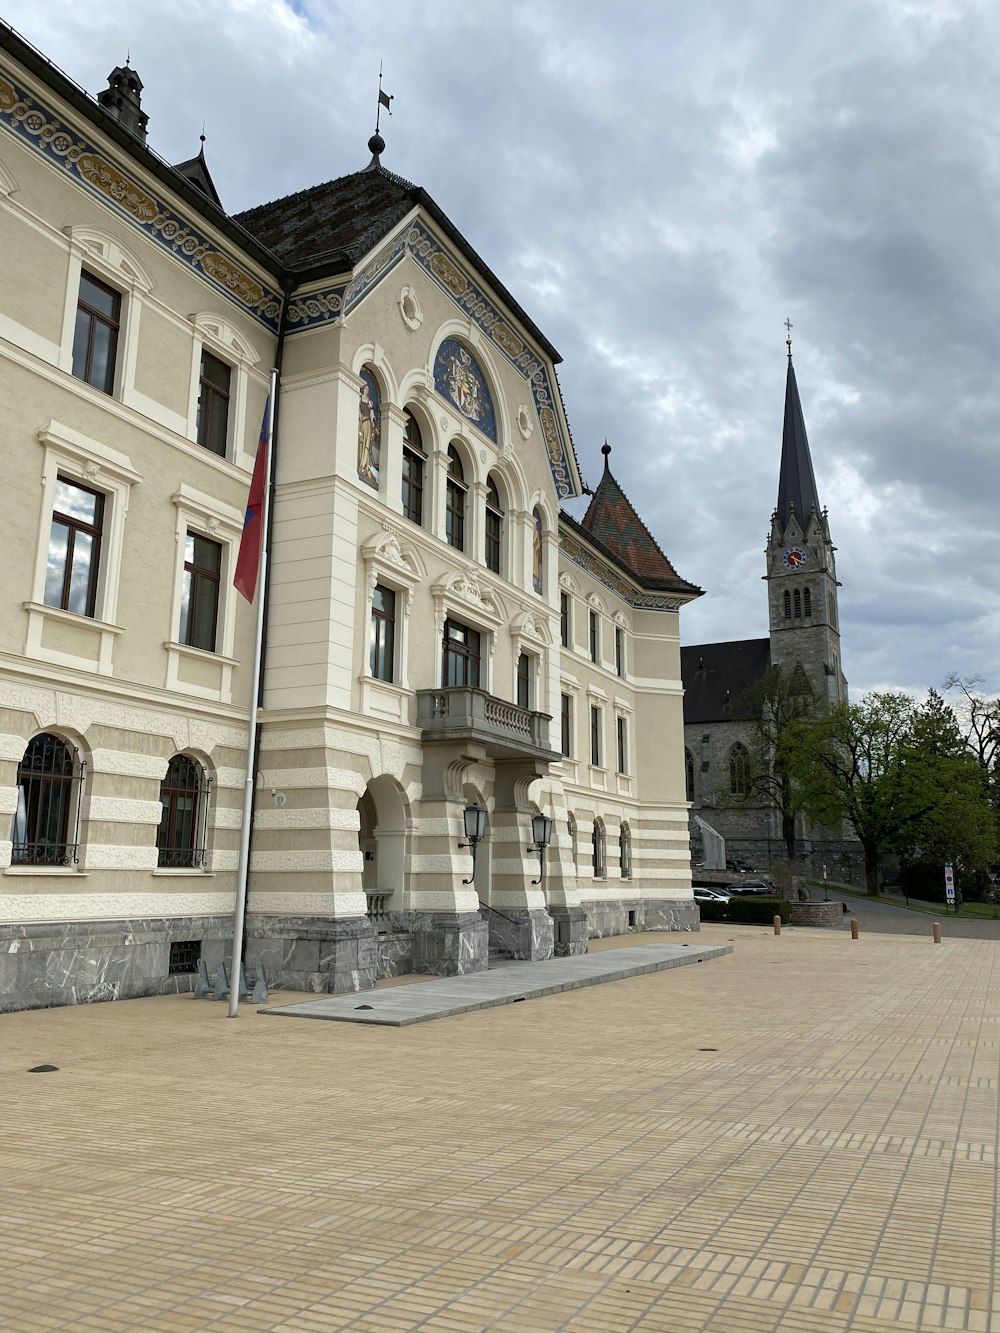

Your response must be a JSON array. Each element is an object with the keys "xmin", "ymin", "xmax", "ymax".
[
  {"xmin": 933, "ymin": 921, "xmax": 941, "ymax": 944},
  {"xmin": 773, "ymin": 915, "xmax": 781, "ymax": 935},
  {"xmin": 850, "ymin": 918, "xmax": 859, "ymax": 940}
]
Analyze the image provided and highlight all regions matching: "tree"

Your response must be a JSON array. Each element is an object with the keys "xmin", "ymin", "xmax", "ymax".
[
  {"xmin": 788, "ymin": 692, "xmax": 947, "ymax": 895},
  {"xmin": 731, "ymin": 665, "xmax": 815, "ymax": 862},
  {"xmin": 917, "ymin": 685, "xmax": 999, "ymax": 881}
]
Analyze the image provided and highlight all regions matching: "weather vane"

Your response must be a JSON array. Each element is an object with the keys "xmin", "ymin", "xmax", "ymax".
[{"xmin": 376, "ymin": 63, "xmax": 393, "ymax": 134}]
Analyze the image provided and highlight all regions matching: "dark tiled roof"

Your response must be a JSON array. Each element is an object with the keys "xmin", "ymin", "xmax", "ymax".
[
  {"xmin": 234, "ymin": 165, "xmax": 417, "ymax": 270},
  {"xmin": 576, "ymin": 453, "xmax": 701, "ymax": 594},
  {"xmin": 173, "ymin": 146, "xmax": 222, "ymax": 209},
  {"xmin": 776, "ymin": 355, "xmax": 821, "ymax": 530},
  {"xmin": 681, "ymin": 638, "xmax": 772, "ymax": 723}
]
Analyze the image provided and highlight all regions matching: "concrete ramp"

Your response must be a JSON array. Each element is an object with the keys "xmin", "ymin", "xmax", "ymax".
[{"xmin": 260, "ymin": 940, "xmax": 732, "ymax": 1026}]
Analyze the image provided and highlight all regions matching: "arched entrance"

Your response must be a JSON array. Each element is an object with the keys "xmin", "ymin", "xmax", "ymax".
[{"xmin": 356, "ymin": 775, "xmax": 407, "ymax": 911}]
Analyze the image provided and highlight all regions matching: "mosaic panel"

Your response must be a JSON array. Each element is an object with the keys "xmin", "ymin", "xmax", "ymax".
[
  {"xmin": 433, "ymin": 338, "xmax": 497, "ymax": 442},
  {"xmin": 0, "ymin": 68, "xmax": 283, "ymax": 329}
]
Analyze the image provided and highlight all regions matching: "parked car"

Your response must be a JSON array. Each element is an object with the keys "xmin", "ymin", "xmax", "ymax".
[
  {"xmin": 693, "ymin": 886, "xmax": 730, "ymax": 903},
  {"xmin": 726, "ymin": 858, "xmax": 755, "ymax": 873},
  {"xmin": 727, "ymin": 878, "xmax": 775, "ymax": 896}
]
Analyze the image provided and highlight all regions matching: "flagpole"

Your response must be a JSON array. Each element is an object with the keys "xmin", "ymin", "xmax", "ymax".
[{"xmin": 228, "ymin": 370, "xmax": 277, "ymax": 1018}]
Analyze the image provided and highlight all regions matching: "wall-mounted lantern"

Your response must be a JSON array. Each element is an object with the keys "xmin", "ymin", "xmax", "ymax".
[
  {"xmin": 530, "ymin": 812, "xmax": 553, "ymax": 886},
  {"xmin": 459, "ymin": 802, "xmax": 488, "ymax": 884}
]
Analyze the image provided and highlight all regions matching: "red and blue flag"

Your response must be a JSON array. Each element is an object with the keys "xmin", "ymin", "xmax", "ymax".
[{"xmin": 234, "ymin": 401, "xmax": 269, "ymax": 602}]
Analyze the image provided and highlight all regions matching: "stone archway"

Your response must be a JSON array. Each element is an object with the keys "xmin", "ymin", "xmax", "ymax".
[{"xmin": 356, "ymin": 775, "xmax": 407, "ymax": 909}]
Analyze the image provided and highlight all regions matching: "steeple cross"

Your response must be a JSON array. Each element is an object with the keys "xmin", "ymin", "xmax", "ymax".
[{"xmin": 784, "ymin": 317, "xmax": 793, "ymax": 337}]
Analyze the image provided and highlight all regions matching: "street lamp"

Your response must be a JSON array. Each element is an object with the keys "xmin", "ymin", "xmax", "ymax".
[
  {"xmin": 530, "ymin": 812, "xmax": 553, "ymax": 886},
  {"xmin": 459, "ymin": 802, "xmax": 487, "ymax": 884}
]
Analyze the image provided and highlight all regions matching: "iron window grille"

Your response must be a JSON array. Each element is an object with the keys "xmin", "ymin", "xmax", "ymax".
[
  {"xmin": 180, "ymin": 531, "xmax": 222, "ymax": 652},
  {"xmin": 619, "ymin": 823, "xmax": 632, "ymax": 878},
  {"xmin": 592, "ymin": 820, "xmax": 606, "ymax": 878},
  {"xmin": 402, "ymin": 411, "xmax": 425, "ymax": 526},
  {"xmin": 370, "ymin": 584, "xmax": 396, "ymax": 682},
  {"xmin": 485, "ymin": 477, "xmax": 503, "ymax": 573},
  {"xmin": 12, "ymin": 733, "xmax": 85, "ymax": 866},
  {"xmin": 445, "ymin": 446, "xmax": 466, "ymax": 551},
  {"xmin": 45, "ymin": 476, "xmax": 105, "ymax": 618},
  {"xmin": 197, "ymin": 350, "xmax": 231, "ymax": 456},
  {"xmin": 157, "ymin": 755, "xmax": 211, "ymax": 868},
  {"xmin": 72, "ymin": 271, "xmax": 120, "ymax": 394},
  {"xmin": 442, "ymin": 618, "xmax": 481, "ymax": 688},
  {"xmin": 168, "ymin": 939, "xmax": 202, "ymax": 975}
]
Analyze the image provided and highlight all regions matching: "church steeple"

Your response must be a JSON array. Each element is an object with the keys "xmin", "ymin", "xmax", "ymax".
[{"xmin": 775, "ymin": 346, "xmax": 821, "ymax": 536}]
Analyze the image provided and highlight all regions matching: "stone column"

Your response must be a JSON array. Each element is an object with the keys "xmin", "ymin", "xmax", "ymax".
[{"xmin": 486, "ymin": 758, "xmax": 554, "ymax": 960}]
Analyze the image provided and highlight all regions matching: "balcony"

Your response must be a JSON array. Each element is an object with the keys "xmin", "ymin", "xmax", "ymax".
[{"xmin": 416, "ymin": 688, "xmax": 559, "ymax": 762}]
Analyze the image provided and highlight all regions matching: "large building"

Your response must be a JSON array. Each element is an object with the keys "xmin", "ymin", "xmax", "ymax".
[
  {"xmin": 0, "ymin": 24, "xmax": 703, "ymax": 1011},
  {"xmin": 682, "ymin": 344, "xmax": 857, "ymax": 878}
]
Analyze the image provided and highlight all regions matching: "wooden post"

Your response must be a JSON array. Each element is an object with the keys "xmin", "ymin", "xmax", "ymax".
[
  {"xmin": 850, "ymin": 918, "xmax": 859, "ymax": 940},
  {"xmin": 933, "ymin": 921, "xmax": 941, "ymax": 944},
  {"xmin": 773, "ymin": 915, "xmax": 781, "ymax": 935}
]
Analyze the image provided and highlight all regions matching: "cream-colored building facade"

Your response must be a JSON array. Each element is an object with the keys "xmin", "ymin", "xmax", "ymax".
[{"xmin": 0, "ymin": 25, "xmax": 701, "ymax": 1010}]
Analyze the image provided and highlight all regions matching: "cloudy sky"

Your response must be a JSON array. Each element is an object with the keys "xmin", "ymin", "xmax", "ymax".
[{"xmin": 11, "ymin": 0, "xmax": 1000, "ymax": 698}]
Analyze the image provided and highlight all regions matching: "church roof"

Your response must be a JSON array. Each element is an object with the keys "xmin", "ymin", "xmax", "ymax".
[
  {"xmin": 575, "ymin": 448, "xmax": 702, "ymax": 594},
  {"xmin": 775, "ymin": 354, "xmax": 821, "ymax": 530},
  {"xmin": 681, "ymin": 638, "xmax": 771, "ymax": 723},
  {"xmin": 234, "ymin": 162, "xmax": 562, "ymax": 364}
]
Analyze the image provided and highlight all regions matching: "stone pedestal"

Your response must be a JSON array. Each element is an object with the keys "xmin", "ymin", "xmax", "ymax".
[
  {"xmin": 789, "ymin": 901, "xmax": 844, "ymax": 929},
  {"xmin": 485, "ymin": 906, "xmax": 554, "ymax": 960},
  {"xmin": 245, "ymin": 914, "xmax": 378, "ymax": 994},
  {"xmin": 644, "ymin": 899, "xmax": 700, "ymax": 933},
  {"xmin": 411, "ymin": 911, "xmax": 488, "ymax": 975},
  {"xmin": 548, "ymin": 905, "xmax": 589, "ymax": 956}
]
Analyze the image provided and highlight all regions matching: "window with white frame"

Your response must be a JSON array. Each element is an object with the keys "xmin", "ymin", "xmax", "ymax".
[
  {"xmin": 197, "ymin": 349, "xmax": 231, "ymax": 456},
  {"xmin": 11, "ymin": 733, "xmax": 86, "ymax": 867},
  {"xmin": 516, "ymin": 651, "xmax": 533, "ymax": 710},
  {"xmin": 180, "ymin": 532, "xmax": 222, "ymax": 652},
  {"xmin": 370, "ymin": 584, "xmax": 397, "ymax": 682},
  {"xmin": 72, "ymin": 271, "xmax": 121, "ymax": 395},
  {"xmin": 592, "ymin": 818, "xmax": 606, "ymax": 878},
  {"xmin": 60, "ymin": 229, "xmax": 153, "ymax": 405},
  {"xmin": 443, "ymin": 618, "xmax": 482, "ymax": 688},
  {"xmin": 188, "ymin": 314, "xmax": 262, "ymax": 463},
  {"xmin": 26, "ymin": 423, "xmax": 142, "ymax": 676},
  {"xmin": 156, "ymin": 754, "xmax": 211, "ymax": 869},
  {"xmin": 616, "ymin": 715, "xmax": 629, "ymax": 774},
  {"xmin": 167, "ymin": 484, "xmax": 242, "ymax": 701}
]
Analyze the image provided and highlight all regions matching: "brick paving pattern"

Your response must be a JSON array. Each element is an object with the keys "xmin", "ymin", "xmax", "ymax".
[{"xmin": 2, "ymin": 919, "xmax": 998, "ymax": 1331}]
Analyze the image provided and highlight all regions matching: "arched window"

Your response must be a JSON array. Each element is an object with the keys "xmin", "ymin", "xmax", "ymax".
[
  {"xmin": 157, "ymin": 755, "xmax": 210, "ymax": 868},
  {"xmin": 445, "ymin": 445, "xmax": 466, "ymax": 551},
  {"xmin": 357, "ymin": 366, "xmax": 381, "ymax": 488},
  {"xmin": 619, "ymin": 822, "xmax": 631, "ymax": 878},
  {"xmin": 592, "ymin": 818, "xmax": 606, "ymax": 878},
  {"xmin": 684, "ymin": 748, "xmax": 695, "ymax": 802},
  {"xmin": 401, "ymin": 409, "xmax": 425, "ymax": 526},
  {"xmin": 793, "ymin": 588, "xmax": 801, "ymax": 618},
  {"xmin": 803, "ymin": 586, "xmax": 812, "ymax": 617},
  {"xmin": 783, "ymin": 589, "xmax": 791, "ymax": 620},
  {"xmin": 532, "ymin": 508, "xmax": 544, "ymax": 594},
  {"xmin": 12, "ymin": 733, "xmax": 85, "ymax": 865},
  {"xmin": 729, "ymin": 743, "xmax": 752, "ymax": 797},
  {"xmin": 485, "ymin": 475, "xmax": 503, "ymax": 573}
]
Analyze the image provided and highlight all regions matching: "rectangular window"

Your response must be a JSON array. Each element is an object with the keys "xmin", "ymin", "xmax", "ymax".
[
  {"xmin": 443, "ymin": 618, "xmax": 481, "ymax": 688},
  {"xmin": 180, "ymin": 531, "xmax": 222, "ymax": 652},
  {"xmin": 560, "ymin": 591, "xmax": 569, "ymax": 648},
  {"xmin": 445, "ymin": 480, "xmax": 465, "ymax": 551},
  {"xmin": 590, "ymin": 705, "xmax": 602, "ymax": 767},
  {"xmin": 72, "ymin": 271, "xmax": 120, "ymax": 394},
  {"xmin": 485, "ymin": 507, "xmax": 502, "ymax": 574},
  {"xmin": 197, "ymin": 350, "xmax": 231, "ymax": 456},
  {"xmin": 44, "ymin": 476, "xmax": 105, "ymax": 617},
  {"xmin": 370, "ymin": 584, "xmax": 396, "ymax": 682},
  {"xmin": 615, "ymin": 626, "xmax": 625, "ymax": 677},
  {"xmin": 589, "ymin": 609, "xmax": 600, "ymax": 664},
  {"xmin": 617, "ymin": 716, "xmax": 629, "ymax": 774},
  {"xmin": 560, "ymin": 693, "xmax": 572, "ymax": 757},
  {"xmin": 516, "ymin": 652, "xmax": 531, "ymax": 709},
  {"xmin": 402, "ymin": 446, "xmax": 424, "ymax": 526}
]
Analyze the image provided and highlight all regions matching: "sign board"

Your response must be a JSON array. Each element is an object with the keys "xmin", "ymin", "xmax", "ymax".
[{"xmin": 944, "ymin": 861, "xmax": 955, "ymax": 902}]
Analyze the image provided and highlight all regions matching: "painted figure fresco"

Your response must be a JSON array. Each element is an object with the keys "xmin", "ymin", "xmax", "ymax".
[
  {"xmin": 532, "ymin": 508, "xmax": 544, "ymax": 594},
  {"xmin": 433, "ymin": 338, "xmax": 497, "ymax": 442},
  {"xmin": 358, "ymin": 367, "xmax": 381, "ymax": 487}
]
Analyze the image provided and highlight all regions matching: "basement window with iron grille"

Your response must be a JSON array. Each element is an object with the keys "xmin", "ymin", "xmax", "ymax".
[
  {"xmin": 11, "ymin": 733, "xmax": 85, "ymax": 866},
  {"xmin": 168, "ymin": 939, "xmax": 201, "ymax": 975}
]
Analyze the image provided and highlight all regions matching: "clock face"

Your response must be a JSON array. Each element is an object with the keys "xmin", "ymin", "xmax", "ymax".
[{"xmin": 782, "ymin": 546, "xmax": 808, "ymax": 571}]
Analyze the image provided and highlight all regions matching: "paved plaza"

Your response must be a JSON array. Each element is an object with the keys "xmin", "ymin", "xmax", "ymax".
[{"xmin": 3, "ymin": 912, "xmax": 1000, "ymax": 1332}]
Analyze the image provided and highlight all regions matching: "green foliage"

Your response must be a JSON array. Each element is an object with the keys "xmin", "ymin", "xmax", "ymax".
[{"xmin": 698, "ymin": 897, "xmax": 791, "ymax": 924}]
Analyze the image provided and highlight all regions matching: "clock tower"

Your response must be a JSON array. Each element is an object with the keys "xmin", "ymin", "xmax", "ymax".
[{"xmin": 765, "ymin": 340, "xmax": 847, "ymax": 704}]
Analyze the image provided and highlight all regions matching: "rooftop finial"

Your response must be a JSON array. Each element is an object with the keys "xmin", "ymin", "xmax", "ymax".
[
  {"xmin": 365, "ymin": 63, "xmax": 393, "ymax": 170},
  {"xmin": 784, "ymin": 315, "xmax": 793, "ymax": 359},
  {"xmin": 601, "ymin": 440, "xmax": 611, "ymax": 470}
]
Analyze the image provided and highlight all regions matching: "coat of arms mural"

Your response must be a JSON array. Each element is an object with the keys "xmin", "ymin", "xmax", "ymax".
[{"xmin": 433, "ymin": 338, "xmax": 497, "ymax": 442}]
